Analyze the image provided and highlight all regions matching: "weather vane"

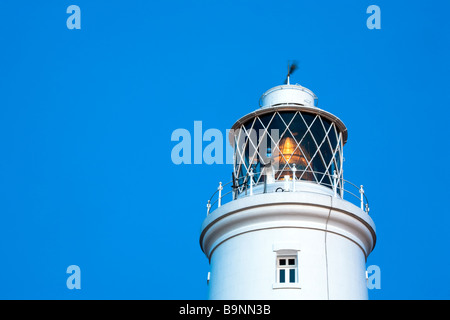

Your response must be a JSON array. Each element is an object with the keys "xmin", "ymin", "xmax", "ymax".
[{"xmin": 285, "ymin": 61, "xmax": 298, "ymax": 85}]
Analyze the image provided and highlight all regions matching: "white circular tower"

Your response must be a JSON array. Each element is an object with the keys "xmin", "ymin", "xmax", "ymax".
[{"xmin": 200, "ymin": 79, "xmax": 376, "ymax": 300}]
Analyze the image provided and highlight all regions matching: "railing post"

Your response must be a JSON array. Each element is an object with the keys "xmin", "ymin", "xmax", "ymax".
[
  {"xmin": 218, "ymin": 182, "xmax": 223, "ymax": 208},
  {"xmin": 292, "ymin": 164, "xmax": 296, "ymax": 192},
  {"xmin": 206, "ymin": 200, "xmax": 211, "ymax": 216},
  {"xmin": 359, "ymin": 185, "xmax": 364, "ymax": 211},
  {"xmin": 263, "ymin": 175, "xmax": 267, "ymax": 194},
  {"xmin": 284, "ymin": 175, "xmax": 290, "ymax": 191},
  {"xmin": 333, "ymin": 170, "xmax": 337, "ymax": 197},
  {"xmin": 249, "ymin": 169, "xmax": 254, "ymax": 196}
]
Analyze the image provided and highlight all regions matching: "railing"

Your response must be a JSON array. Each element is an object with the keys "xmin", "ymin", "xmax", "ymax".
[{"xmin": 206, "ymin": 170, "xmax": 370, "ymax": 216}]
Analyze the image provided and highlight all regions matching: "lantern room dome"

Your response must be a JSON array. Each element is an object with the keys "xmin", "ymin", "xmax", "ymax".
[{"xmin": 259, "ymin": 84, "xmax": 318, "ymax": 108}]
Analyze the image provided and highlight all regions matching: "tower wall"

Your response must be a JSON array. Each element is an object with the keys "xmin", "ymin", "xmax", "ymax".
[{"xmin": 200, "ymin": 188, "xmax": 376, "ymax": 300}]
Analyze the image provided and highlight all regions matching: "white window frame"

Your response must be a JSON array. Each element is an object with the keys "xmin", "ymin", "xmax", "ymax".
[
  {"xmin": 276, "ymin": 255, "xmax": 298, "ymax": 284},
  {"xmin": 272, "ymin": 244, "xmax": 302, "ymax": 289}
]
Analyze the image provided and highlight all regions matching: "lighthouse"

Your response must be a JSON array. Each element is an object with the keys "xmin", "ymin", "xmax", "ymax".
[{"xmin": 200, "ymin": 70, "xmax": 376, "ymax": 300}]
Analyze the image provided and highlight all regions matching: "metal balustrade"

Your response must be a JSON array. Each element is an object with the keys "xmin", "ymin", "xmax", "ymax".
[{"xmin": 206, "ymin": 169, "xmax": 369, "ymax": 216}]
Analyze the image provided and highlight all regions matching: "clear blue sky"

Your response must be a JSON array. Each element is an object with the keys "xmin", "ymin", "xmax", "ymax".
[{"xmin": 0, "ymin": 0, "xmax": 449, "ymax": 299}]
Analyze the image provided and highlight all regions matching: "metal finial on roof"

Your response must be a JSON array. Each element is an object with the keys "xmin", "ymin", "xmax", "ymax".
[{"xmin": 285, "ymin": 61, "xmax": 298, "ymax": 85}]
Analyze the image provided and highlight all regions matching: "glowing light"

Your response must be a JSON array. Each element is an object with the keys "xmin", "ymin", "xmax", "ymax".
[{"xmin": 278, "ymin": 137, "xmax": 307, "ymax": 167}]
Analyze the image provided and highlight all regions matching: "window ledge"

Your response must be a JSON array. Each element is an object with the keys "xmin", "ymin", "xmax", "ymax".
[{"xmin": 272, "ymin": 283, "xmax": 302, "ymax": 290}]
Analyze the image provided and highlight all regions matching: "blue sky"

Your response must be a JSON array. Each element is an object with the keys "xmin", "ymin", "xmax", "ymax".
[{"xmin": 0, "ymin": 0, "xmax": 449, "ymax": 299}]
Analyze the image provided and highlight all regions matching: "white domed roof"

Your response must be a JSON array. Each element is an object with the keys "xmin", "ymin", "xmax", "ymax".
[{"xmin": 259, "ymin": 84, "xmax": 317, "ymax": 108}]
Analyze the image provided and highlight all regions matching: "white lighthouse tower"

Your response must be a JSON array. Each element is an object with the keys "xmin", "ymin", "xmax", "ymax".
[{"xmin": 200, "ymin": 71, "xmax": 376, "ymax": 300}]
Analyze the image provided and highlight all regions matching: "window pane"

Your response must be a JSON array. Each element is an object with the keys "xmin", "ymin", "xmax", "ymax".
[
  {"xmin": 279, "ymin": 111, "xmax": 296, "ymax": 126},
  {"xmin": 289, "ymin": 269, "xmax": 296, "ymax": 283},
  {"xmin": 279, "ymin": 259, "xmax": 286, "ymax": 266},
  {"xmin": 279, "ymin": 270, "xmax": 285, "ymax": 283}
]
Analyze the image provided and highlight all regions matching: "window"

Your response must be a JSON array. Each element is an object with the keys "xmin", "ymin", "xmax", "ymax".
[
  {"xmin": 233, "ymin": 111, "xmax": 343, "ymax": 195},
  {"xmin": 272, "ymin": 244, "xmax": 301, "ymax": 289},
  {"xmin": 277, "ymin": 255, "xmax": 297, "ymax": 284}
]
